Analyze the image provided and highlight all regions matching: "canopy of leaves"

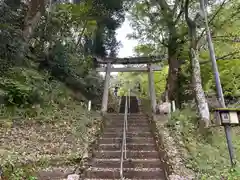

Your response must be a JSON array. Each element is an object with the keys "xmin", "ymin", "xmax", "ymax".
[
  {"xmin": 128, "ymin": 0, "xmax": 240, "ymax": 103},
  {"xmin": 0, "ymin": 0, "xmax": 127, "ymax": 107}
]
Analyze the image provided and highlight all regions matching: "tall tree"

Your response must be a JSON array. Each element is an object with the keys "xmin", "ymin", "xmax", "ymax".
[
  {"xmin": 184, "ymin": 0, "xmax": 210, "ymax": 127},
  {"xmin": 129, "ymin": 0, "xmax": 240, "ymax": 107},
  {"xmin": 23, "ymin": 0, "xmax": 46, "ymax": 41},
  {"xmin": 129, "ymin": 0, "xmax": 187, "ymax": 106}
]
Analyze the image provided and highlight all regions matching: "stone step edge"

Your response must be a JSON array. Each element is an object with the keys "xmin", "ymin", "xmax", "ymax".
[
  {"xmin": 100, "ymin": 137, "xmax": 153, "ymax": 140},
  {"xmin": 85, "ymin": 179, "xmax": 162, "ymax": 180},
  {"xmin": 95, "ymin": 150, "xmax": 158, "ymax": 153},
  {"xmin": 93, "ymin": 158, "xmax": 160, "ymax": 162},
  {"xmin": 99, "ymin": 143, "xmax": 155, "ymax": 146},
  {"xmin": 86, "ymin": 167, "xmax": 163, "ymax": 172},
  {"xmin": 103, "ymin": 132, "xmax": 151, "ymax": 134},
  {"xmin": 106, "ymin": 125, "xmax": 149, "ymax": 127},
  {"xmin": 105, "ymin": 127, "xmax": 150, "ymax": 131},
  {"xmin": 103, "ymin": 132, "xmax": 151, "ymax": 135}
]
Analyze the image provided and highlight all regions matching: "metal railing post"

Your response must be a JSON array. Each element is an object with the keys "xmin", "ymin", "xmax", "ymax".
[
  {"xmin": 120, "ymin": 95, "xmax": 128, "ymax": 179},
  {"xmin": 124, "ymin": 96, "xmax": 128, "ymax": 159},
  {"xmin": 128, "ymin": 89, "xmax": 130, "ymax": 115}
]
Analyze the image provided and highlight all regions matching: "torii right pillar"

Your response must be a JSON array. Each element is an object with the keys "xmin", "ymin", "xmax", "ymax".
[
  {"xmin": 147, "ymin": 64, "xmax": 157, "ymax": 113},
  {"xmin": 101, "ymin": 62, "xmax": 111, "ymax": 114}
]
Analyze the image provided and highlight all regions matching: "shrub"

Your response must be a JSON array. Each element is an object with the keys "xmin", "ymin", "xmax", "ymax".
[
  {"xmin": 167, "ymin": 108, "xmax": 240, "ymax": 179},
  {"xmin": 0, "ymin": 77, "xmax": 42, "ymax": 107}
]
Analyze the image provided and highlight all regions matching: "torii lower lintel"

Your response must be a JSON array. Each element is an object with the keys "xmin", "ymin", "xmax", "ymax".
[
  {"xmin": 95, "ymin": 55, "xmax": 166, "ymax": 65},
  {"xmin": 96, "ymin": 65, "xmax": 162, "ymax": 72}
]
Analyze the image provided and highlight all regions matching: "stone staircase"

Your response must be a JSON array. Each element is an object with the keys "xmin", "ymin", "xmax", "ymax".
[
  {"xmin": 119, "ymin": 96, "xmax": 139, "ymax": 113},
  {"xmin": 84, "ymin": 96, "xmax": 167, "ymax": 179}
]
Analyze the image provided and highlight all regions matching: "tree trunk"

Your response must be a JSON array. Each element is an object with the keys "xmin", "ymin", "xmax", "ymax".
[
  {"xmin": 23, "ymin": 11, "xmax": 42, "ymax": 41},
  {"xmin": 190, "ymin": 48, "xmax": 210, "ymax": 127},
  {"xmin": 23, "ymin": 0, "xmax": 45, "ymax": 41},
  {"xmin": 185, "ymin": 0, "xmax": 210, "ymax": 127},
  {"xmin": 151, "ymin": 0, "xmax": 182, "ymax": 106},
  {"xmin": 166, "ymin": 48, "xmax": 181, "ymax": 106}
]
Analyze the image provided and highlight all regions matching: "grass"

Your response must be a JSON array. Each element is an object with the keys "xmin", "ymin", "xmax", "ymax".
[
  {"xmin": 0, "ymin": 67, "xmax": 103, "ymax": 179},
  {"xmin": 166, "ymin": 108, "xmax": 240, "ymax": 179}
]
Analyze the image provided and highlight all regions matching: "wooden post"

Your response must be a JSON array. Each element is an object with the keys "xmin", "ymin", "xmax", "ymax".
[
  {"xmin": 88, "ymin": 100, "xmax": 91, "ymax": 111},
  {"xmin": 148, "ymin": 64, "xmax": 157, "ymax": 113},
  {"xmin": 101, "ymin": 62, "xmax": 111, "ymax": 113},
  {"xmin": 172, "ymin": 100, "xmax": 176, "ymax": 112}
]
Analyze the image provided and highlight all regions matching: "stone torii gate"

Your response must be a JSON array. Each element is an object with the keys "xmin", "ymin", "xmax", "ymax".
[{"xmin": 95, "ymin": 56, "xmax": 164, "ymax": 114}]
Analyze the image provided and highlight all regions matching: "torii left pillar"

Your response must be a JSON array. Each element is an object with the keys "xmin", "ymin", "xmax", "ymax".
[
  {"xmin": 101, "ymin": 62, "xmax": 111, "ymax": 114},
  {"xmin": 148, "ymin": 64, "xmax": 157, "ymax": 113}
]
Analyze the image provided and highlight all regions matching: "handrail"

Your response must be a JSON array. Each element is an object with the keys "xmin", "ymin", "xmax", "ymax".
[
  {"xmin": 128, "ymin": 89, "xmax": 131, "ymax": 116},
  {"xmin": 118, "ymin": 96, "xmax": 122, "ymax": 113},
  {"xmin": 120, "ymin": 96, "xmax": 128, "ymax": 179}
]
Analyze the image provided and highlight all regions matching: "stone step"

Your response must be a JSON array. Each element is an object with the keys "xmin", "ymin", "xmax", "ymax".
[
  {"xmin": 107, "ymin": 120, "xmax": 149, "ymax": 124},
  {"xmin": 107, "ymin": 123, "xmax": 149, "ymax": 128},
  {"xmin": 108, "ymin": 115, "xmax": 146, "ymax": 117},
  {"xmin": 37, "ymin": 170, "xmax": 71, "ymax": 180},
  {"xmin": 104, "ymin": 127, "xmax": 150, "ymax": 133},
  {"xmin": 94, "ymin": 150, "xmax": 159, "ymax": 159},
  {"xmin": 85, "ymin": 179, "xmax": 163, "ymax": 180},
  {"xmin": 98, "ymin": 144, "xmax": 156, "ymax": 151},
  {"xmin": 107, "ymin": 121, "xmax": 148, "ymax": 124},
  {"xmin": 110, "ymin": 116, "xmax": 148, "ymax": 118},
  {"xmin": 90, "ymin": 158, "xmax": 162, "ymax": 168},
  {"xmin": 106, "ymin": 113, "xmax": 144, "ymax": 116},
  {"xmin": 106, "ymin": 126, "xmax": 150, "ymax": 130},
  {"xmin": 85, "ymin": 168, "xmax": 164, "ymax": 179},
  {"xmin": 106, "ymin": 117, "xmax": 148, "ymax": 121},
  {"xmin": 119, "ymin": 117, "xmax": 148, "ymax": 119},
  {"xmin": 98, "ymin": 137, "xmax": 155, "ymax": 144},
  {"xmin": 102, "ymin": 132, "xmax": 152, "ymax": 138}
]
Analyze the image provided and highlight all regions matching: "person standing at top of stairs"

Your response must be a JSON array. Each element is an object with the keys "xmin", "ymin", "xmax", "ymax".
[{"xmin": 114, "ymin": 86, "xmax": 119, "ymax": 96}]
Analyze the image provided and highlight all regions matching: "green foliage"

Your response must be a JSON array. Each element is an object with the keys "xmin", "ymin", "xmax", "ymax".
[
  {"xmin": 201, "ymin": 60, "xmax": 240, "ymax": 99},
  {"xmin": 0, "ymin": 67, "xmax": 47, "ymax": 107},
  {"xmin": 129, "ymin": 0, "xmax": 240, "ymax": 105},
  {"xmin": 0, "ymin": 67, "xmax": 102, "ymax": 179},
  {"xmin": 198, "ymin": 1, "xmax": 240, "ymax": 100},
  {"xmin": 51, "ymin": 0, "xmax": 125, "ymax": 57},
  {"xmin": 0, "ymin": 0, "xmax": 123, "ymax": 179},
  {"xmin": 0, "ymin": 0, "xmax": 126, "ymax": 108},
  {"xmin": 115, "ymin": 64, "xmax": 168, "ymax": 99},
  {"xmin": 3, "ymin": 164, "xmax": 37, "ymax": 180},
  {"xmin": 0, "ymin": 77, "xmax": 41, "ymax": 107},
  {"xmin": 168, "ymin": 108, "xmax": 240, "ymax": 179},
  {"xmin": 0, "ymin": 1, "xmax": 25, "ymax": 73}
]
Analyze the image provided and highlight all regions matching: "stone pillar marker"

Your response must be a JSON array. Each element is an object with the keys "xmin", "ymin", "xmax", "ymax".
[
  {"xmin": 101, "ymin": 62, "xmax": 111, "ymax": 113},
  {"xmin": 147, "ymin": 63, "xmax": 157, "ymax": 113}
]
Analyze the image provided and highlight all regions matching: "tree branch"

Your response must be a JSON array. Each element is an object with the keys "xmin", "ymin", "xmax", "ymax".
[
  {"xmin": 173, "ymin": 0, "xmax": 180, "ymax": 12},
  {"xmin": 174, "ymin": 0, "xmax": 184, "ymax": 24},
  {"xmin": 151, "ymin": 0, "xmax": 171, "ymax": 20},
  {"xmin": 144, "ymin": 0, "xmax": 169, "ymax": 47},
  {"xmin": 200, "ymin": 51, "xmax": 240, "ymax": 64},
  {"xmin": 197, "ymin": 0, "xmax": 228, "ymax": 43},
  {"xmin": 76, "ymin": 21, "xmax": 88, "ymax": 48},
  {"xmin": 154, "ymin": 0, "xmax": 171, "ymax": 12},
  {"xmin": 184, "ymin": 0, "xmax": 191, "ymax": 27},
  {"xmin": 212, "ymin": 5, "xmax": 240, "ymax": 30}
]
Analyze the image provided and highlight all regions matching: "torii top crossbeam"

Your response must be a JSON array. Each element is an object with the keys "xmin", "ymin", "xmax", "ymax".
[{"xmin": 95, "ymin": 55, "xmax": 166, "ymax": 64}]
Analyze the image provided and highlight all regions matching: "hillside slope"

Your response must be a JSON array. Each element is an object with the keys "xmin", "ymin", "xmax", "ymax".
[{"xmin": 0, "ymin": 67, "xmax": 103, "ymax": 179}]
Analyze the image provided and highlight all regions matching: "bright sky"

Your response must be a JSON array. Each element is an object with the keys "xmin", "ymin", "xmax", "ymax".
[
  {"xmin": 116, "ymin": 17, "xmax": 138, "ymax": 58},
  {"xmin": 100, "ymin": 15, "xmax": 138, "ymax": 77}
]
